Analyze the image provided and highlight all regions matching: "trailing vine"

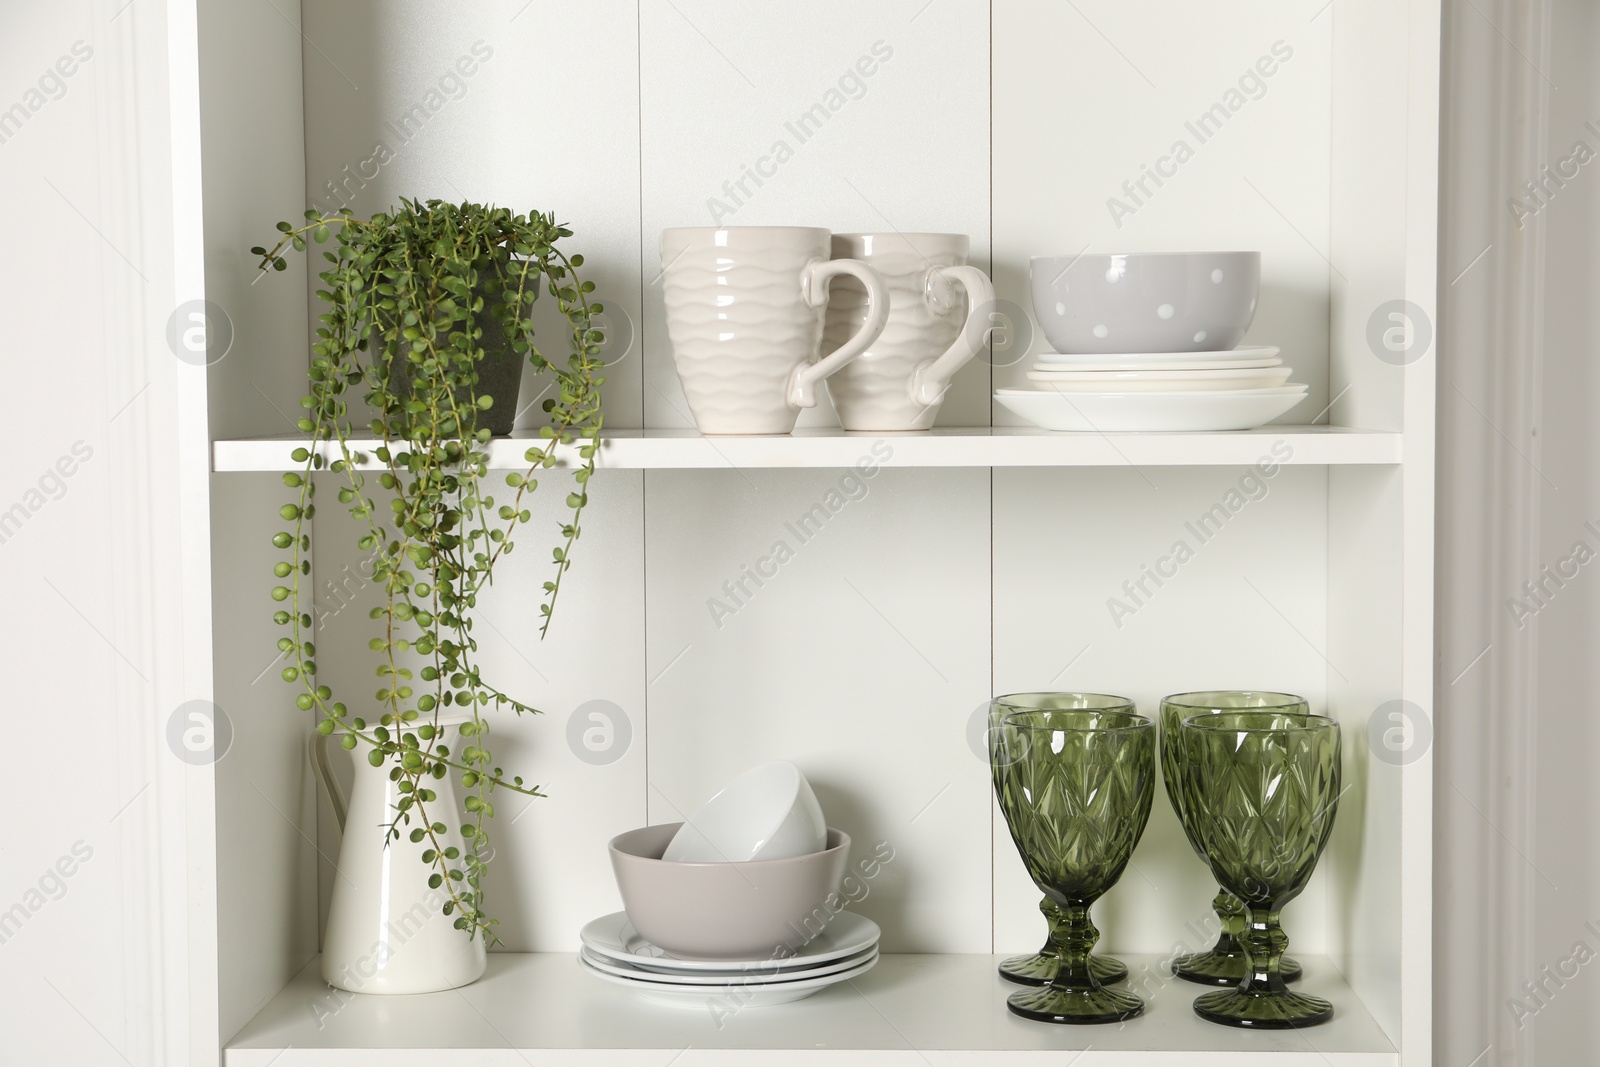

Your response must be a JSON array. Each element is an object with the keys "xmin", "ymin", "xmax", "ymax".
[{"xmin": 252, "ymin": 199, "xmax": 605, "ymax": 943}]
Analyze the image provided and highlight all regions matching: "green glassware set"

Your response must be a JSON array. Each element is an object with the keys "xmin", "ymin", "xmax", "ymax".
[{"xmin": 989, "ymin": 690, "xmax": 1342, "ymax": 1028}]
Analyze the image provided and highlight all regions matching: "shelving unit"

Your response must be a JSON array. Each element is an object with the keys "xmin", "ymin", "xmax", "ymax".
[{"xmin": 177, "ymin": 1, "xmax": 1438, "ymax": 1066}]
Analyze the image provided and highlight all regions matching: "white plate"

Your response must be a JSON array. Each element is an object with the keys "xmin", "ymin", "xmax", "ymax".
[
  {"xmin": 1032, "ymin": 356, "xmax": 1282, "ymax": 372},
  {"xmin": 1036, "ymin": 345, "xmax": 1281, "ymax": 365},
  {"xmin": 1026, "ymin": 367, "xmax": 1293, "ymax": 393},
  {"xmin": 578, "ymin": 945, "xmax": 877, "ymax": 985},
  {"xmin": 579, "ymin": 910, "xmax": 881, "ymax": 975},
  {"xmin": 994, "ymin": 387, "xmax": 1308, "ymax": 432},
  {"xmin": 578, "ymin": 949, "xmax": 878, "ymax": 1008}
]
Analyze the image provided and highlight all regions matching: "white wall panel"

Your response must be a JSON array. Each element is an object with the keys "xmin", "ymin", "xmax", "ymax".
[
  {"xmin": 643, "ymin": 464, "xmax": 992, "ymax": 951},
  {"xmin": 639, "ymin": 0, "xmax": 992, "ymax": 429},
  {"xmin": 994, "ymin": 1, "xmax": 1333, "ymax": 422},
  {"xmin": 299, "ymin": 0, "xmax": 644, "ymax": 427}
]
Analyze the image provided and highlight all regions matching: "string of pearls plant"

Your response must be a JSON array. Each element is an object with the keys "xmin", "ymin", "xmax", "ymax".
[{"xmin": 252, "ymin": 199, "xmax": 605, "ymax": 942}]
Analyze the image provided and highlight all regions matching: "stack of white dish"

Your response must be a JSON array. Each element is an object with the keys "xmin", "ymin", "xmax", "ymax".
[
  {"xmin": 579, "ymin": 762, "xmax": 880, "ymax": 1009},
  {"xmin": 578, "ymin": 910, "xmax": 881, "ymax": 1009},
  {"xmin": 997, "ymin": 252, "xmax": 1309, "ymax": 432}
]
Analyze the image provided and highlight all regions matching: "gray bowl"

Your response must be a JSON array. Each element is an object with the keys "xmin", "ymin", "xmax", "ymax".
[
  {"xmin": 609, "ymin": 823, "xmax": 850, "ymax": 960},
  {"xmin": 1030, "ymin": 252, "xmax": 1261, "ymax": 354}
]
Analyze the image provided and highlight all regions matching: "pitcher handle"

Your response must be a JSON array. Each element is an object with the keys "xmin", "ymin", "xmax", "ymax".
[
  {"xmin": 908, "ymin": 264, "xmax": 996, "ymax": 408},
  {"xmin": 788, "ymin": 258, "xmax": 891, "ymax": 410},
  {"xmin": 308, "ymin": 730, "xmax": 348, "ymax": 834}
]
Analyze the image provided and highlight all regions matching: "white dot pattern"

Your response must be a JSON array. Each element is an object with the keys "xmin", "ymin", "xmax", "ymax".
[{"xmin": 1157, "ymin": 303, "xmax": 1175, "ymax": 320}]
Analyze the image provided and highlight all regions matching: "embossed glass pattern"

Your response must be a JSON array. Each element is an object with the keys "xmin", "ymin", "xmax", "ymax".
[
  {"xmin": 1179, "ymin": 711, "xmax": 1342, "ymax": 1029},
  {"xmin": 1158, "ymin": 691, "xmax": 1308, "ymax": 986},
  {"xmin": 993, "ymin": 707, "xmax": 1155, "ymax": 1024},
  {"xmin": 988, "ymin": 693, "xmax": 1133, "ymax": 988}
]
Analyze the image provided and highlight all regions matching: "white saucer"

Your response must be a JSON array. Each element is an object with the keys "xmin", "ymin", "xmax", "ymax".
[
  {"xmin": 995, "ymin": 386, "xmax": 1308, "ymax": 432},
  {"xmin": 1030, "ymin": 356, "xmax": 1280, "ymax": 374},
  {"xmin": 579, "ymin": 944, "xmax": 877, "ymax": 985},
  {"xmin": 1026, "ymin": 367, "xmax": 1294, "ymax": 392},
  {"xmin": 579, "ymin": 910, "xmax": 880, "ymax": 975},
  {"xmin": 1037, "ymin": 345, "xmax": 1281, "ymax": 365},
  {"xmin": 577, "ymin": 948, "xmax": 878, "ymax": 1008}
]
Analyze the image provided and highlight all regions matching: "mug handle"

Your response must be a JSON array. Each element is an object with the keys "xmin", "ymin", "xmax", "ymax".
[
  {"xmin": 308, "ymin": 730, "xmax": 349, "ymax": 834},
  {"xmin": 789, "ymin": 258, "xmax": 891, "ymax": 409},
  {"xmin": 908, "ymin": 264, "xmax": 996, "ymax": 408}
]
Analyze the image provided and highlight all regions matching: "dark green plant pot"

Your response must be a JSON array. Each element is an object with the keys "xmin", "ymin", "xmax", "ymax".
[{"xmin": 382, "ymin": 274, "xmax": 525, "ymax": 437}]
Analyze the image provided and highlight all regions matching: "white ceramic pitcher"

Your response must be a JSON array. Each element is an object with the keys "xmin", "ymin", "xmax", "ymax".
[{"xmin": 310, "ymin": 717, "xmax": 486, "ymax": 994}]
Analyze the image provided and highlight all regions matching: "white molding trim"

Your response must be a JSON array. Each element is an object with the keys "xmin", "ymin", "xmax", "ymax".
[{"xmin": 1435, "ymin": 0, "xmax": 1551, "ymax": 1064}]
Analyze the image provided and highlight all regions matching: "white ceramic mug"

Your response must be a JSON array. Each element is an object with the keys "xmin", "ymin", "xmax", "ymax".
[
  {"xmin": 661, "ymin": 227, "xmax": 891, "ymax": 435},
  {"xmin": 822, "ymin": 233, "xmax": 995, "ymax": 431}
]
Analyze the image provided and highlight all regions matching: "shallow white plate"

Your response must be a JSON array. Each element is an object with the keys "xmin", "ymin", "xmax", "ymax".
[
  {"xmin": 1027, "ymin": 367, "xmax": 1293, "ymax": 393},
  {"xmin": 577, "ymin": 948, "xmax": 878, "ymax": 1008},
  {"xmin": 579, "ymin": 910, "xmax": 881, "ymax": 975},
  {"xmin": 994, "ymin": 387, "xmax": 1308, "ymax": 432},
  {"xmin": 1031, "ymin": 356, "xmax": 1282, "ymax": 372},
  {"xmin": 579, "ymin": 945, "xmax": 877, "ymax": 985},
  {"xmin": 1036, "ymin": 345, "xmax": 1280, "ymax": 365}
]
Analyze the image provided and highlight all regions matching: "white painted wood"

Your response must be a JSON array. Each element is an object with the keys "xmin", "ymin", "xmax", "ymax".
[
  {"xmin": 191, "ymin": 0, "xmax": 317, "ymax": 1050},
  {"xmin": 638, "ymin": 0, "xmax": 992, "ymax": 430},
  {"xmin": 210, "ymin": 476, "xmax": 319, "ymax": 1043},
  {"xmin": 212, "ymin": 426, "xmax": 1404, "ymax": 471},
  {"xmin": 1323, "ymin": 465, "xmax": 1404, "ymax": 1038},
  {"xmin": 993, "ymin": 1, "xmax": 1334, "ymax": 424},
  {"xmin": 298, "ymin": 0, "xmax": 644, "ymax": 427},
  {"xmin": 992, "ymin": 465, "xmax": 1332, "ymax": 957},
  {"xmin": 642, "ymin": 467, "xmax": 992, "ymax": 951},
  {"xmin": 223, "ymin": 953, "xmax": 1396, "ymax": 1065}
]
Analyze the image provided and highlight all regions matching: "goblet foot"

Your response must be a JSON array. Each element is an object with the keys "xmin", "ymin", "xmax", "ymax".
[
  {"xmin": 1000, "ymin": 952, "xmax": 1128, "ymax": 986},
  {"xmin": 1171, "ymin": 948, "xmax": 1302, "ymax": 985},
  {"xmin": 1192, "ymin": 987, "xmax": 1333, "ymax": 1029},
  {"xmin": 1007, "ymin": 983, "xmax": 1144, "ymax": 1025}
]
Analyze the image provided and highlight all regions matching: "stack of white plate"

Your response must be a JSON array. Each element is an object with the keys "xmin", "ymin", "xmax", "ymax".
[
  {"xmin": 996, "ymin": 346, "xmax": 1309, "ymax": 432},
  {"xmin": 578, "ymin": 910, "xmax": 881, "ymax": 1009}
]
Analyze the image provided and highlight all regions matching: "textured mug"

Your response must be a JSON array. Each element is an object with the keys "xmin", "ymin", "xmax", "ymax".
[
  {"xmin": 661, "ymin": 227, "xmax": 890, "ymax": 435},
  {"xmin": 823, "ymin": 233, "xmax": 995, "ymax": 431}
]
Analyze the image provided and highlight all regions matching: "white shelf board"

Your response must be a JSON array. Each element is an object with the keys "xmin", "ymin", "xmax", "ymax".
[
  {"xmin": 212, "ymin": 426, "xmax": 1401, "ymax": 472},
  {"xmin": 225, "ymin": 953, "xmax": 1396, "ymax": 1066}
]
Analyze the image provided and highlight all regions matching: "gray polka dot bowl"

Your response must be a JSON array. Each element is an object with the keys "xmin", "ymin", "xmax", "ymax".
[{"xmin": 1030, "ymin": 252, "xmax": 1260, "ymax": 354}]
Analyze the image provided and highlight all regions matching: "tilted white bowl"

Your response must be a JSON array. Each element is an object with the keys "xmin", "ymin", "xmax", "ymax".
[{"xmin": 663, "ymin": 761, "xmax": 827, "ymax": 863}]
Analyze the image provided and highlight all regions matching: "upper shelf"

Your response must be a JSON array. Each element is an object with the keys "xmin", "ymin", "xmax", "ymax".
[{"xmin": 212, "ymin": 426, "xmax": 1400, "ymax": 472}]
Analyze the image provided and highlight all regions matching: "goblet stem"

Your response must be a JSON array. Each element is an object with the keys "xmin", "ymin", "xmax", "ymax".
[
  {"xmin": 1000, "ymin": 897, "xmax": 1128, "ymax": 986},
  {"xmin": 1238, "ymin": 907, "xmax": 1291, "ymax": 996},
  {"xmin": 1210, "ymin": 887, "xmax": 1246, "ymax": 955},
  {"xmin": 1054, "ymin": 900, "xmax": 1103, "ymax": 989}
]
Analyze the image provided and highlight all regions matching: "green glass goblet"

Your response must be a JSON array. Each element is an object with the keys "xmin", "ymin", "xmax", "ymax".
[
  {"xmin": 989, "ymin": 693, "xmax": 1133, "ymax": 988},
  {"xmin": 1159, "ymin": 691, "xmax": 1307, "ymax": 986},
  {"xmin": 993, "ymin": 706, "xmax": 1155, "ymax": 1023},
  {"xmin": 1179, "ymin": 710, "xmax": 1342, "ymax": 1029}
]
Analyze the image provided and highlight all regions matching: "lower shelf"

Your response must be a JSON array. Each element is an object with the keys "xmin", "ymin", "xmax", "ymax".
[{"xmin": 225, "ymin": 953, "xmax": 1398, "ymax": 1065}]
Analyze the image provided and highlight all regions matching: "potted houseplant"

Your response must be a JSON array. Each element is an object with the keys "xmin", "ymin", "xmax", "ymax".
[{"xmin": 252, "ymin": 199, "xmax": 606, "ymax": 945}]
